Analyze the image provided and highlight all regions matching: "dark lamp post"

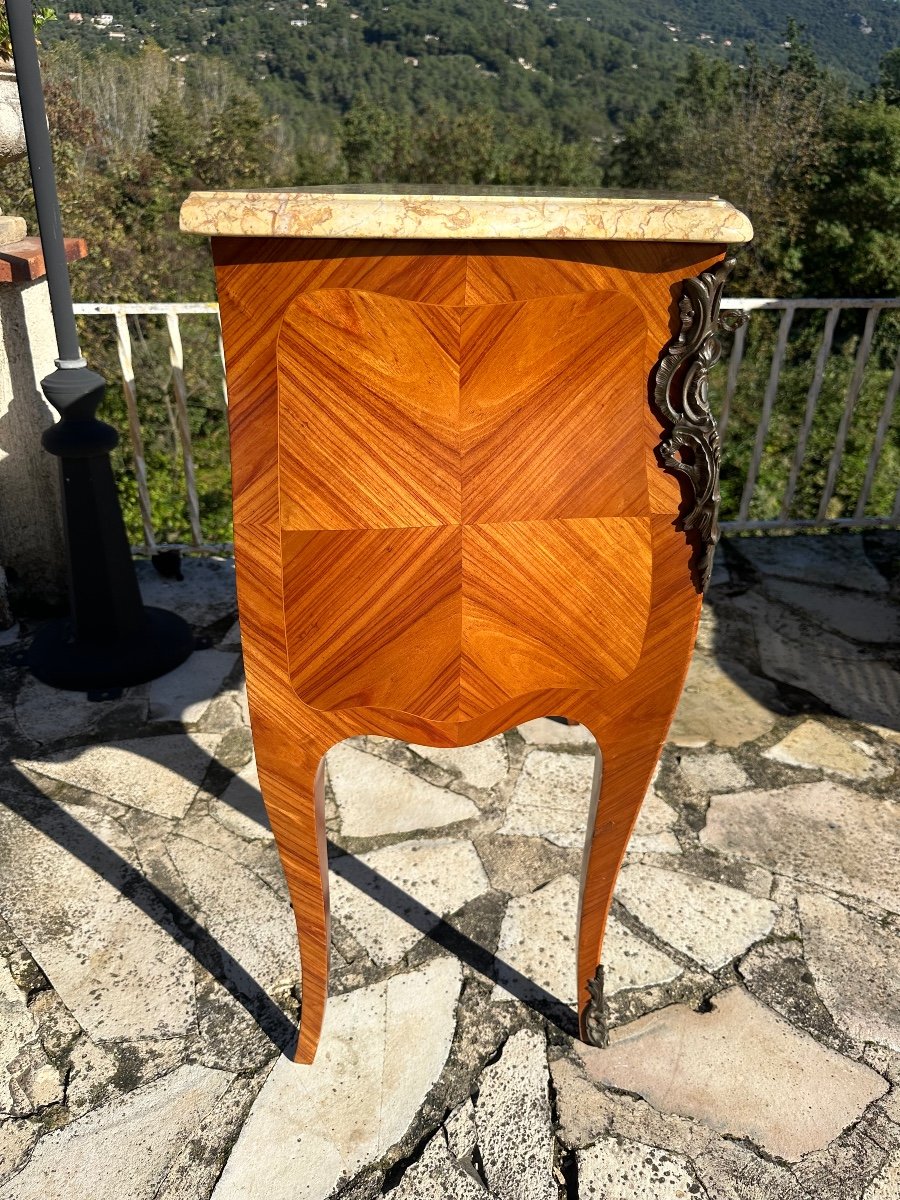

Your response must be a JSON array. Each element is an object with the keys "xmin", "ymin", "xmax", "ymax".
[{"xmin": 8, "ymin": 0, "xmax": 194, "ymax": 692}]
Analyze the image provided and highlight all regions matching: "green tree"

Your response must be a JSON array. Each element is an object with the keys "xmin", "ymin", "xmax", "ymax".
[
  {"xmin": 610, "ymin": 33, "xmax": 845, "ymax": 295},
  {"xmin": 801, "ymin": 100, "xmax": 900, "ymax": 297},
  {"xmin": 340, "ymin": 100, "xmax": 411, "ymax": 183},
  {"xmin": 879, "ymin": 47, "xmax": 900, "ymax": 106}
]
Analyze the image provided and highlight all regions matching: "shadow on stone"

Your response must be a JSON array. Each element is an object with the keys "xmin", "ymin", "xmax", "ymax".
[
  {"xmin": 327, "ymin": 842, "xmax": 578, "ymax": 1038},
  {"xmin": 0, "ymin": 766, "xmax": 299, "ymax": 1057},
  {"xmin": 707, "ymin": 532, "xmax": 900, "ymax": 735},
  {"xmin": 3, "ymin": 740, "xmax": 578, "ymax": 1059}
]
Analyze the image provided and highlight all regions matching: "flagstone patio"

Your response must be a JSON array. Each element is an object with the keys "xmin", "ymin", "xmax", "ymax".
[{"xmin": 0, "ymin": 532, "xmax": 898, "ymax": 1200}]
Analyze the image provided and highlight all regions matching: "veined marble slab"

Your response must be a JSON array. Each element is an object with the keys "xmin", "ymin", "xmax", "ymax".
[{"xmin": 180, "ymin": 186, "xmax": 752, "ymax": 242}]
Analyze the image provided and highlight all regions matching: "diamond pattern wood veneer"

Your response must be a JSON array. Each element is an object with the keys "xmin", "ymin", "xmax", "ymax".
[{"xmin": 213, "ymin": 237, "xmax": 724, "ymax": 1063}]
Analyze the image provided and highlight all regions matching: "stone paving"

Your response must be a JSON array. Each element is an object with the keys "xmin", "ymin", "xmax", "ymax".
[{"xmin": 0, "ymin": 532, "xmax": 898, "ymax": 1200}]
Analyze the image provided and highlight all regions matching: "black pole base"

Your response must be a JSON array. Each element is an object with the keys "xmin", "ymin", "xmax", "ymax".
[{"xmin": 26, "ymin": 606, "xmax": 195, "ymax": 692}]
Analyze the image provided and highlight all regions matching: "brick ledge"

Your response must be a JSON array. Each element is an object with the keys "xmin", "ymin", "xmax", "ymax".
[{"xmin": 0, "ymin": 236, "xmax": 88, "ymax": 284}]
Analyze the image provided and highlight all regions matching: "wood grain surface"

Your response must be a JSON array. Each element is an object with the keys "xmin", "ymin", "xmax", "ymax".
[{"xmin": 213, "ymin": 238, "xmax": 724, "ymax": 1063}]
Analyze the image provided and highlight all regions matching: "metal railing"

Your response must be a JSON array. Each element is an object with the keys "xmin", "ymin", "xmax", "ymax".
[
  {"xmin": 718, "ymin": 298, "xmax": 900, "ymax": 533},
  {"xmin": 73, "ymin": 298, "xmax": 900, "ymax": 554},
  {"xmin": 74, "ymin": 302, "xmax": 229, "ymax": 555}
]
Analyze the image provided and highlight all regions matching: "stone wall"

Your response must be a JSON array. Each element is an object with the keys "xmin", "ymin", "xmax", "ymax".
[{"xmin": 0, "ymin": 222, "xmax": 67, "ymax": 619}]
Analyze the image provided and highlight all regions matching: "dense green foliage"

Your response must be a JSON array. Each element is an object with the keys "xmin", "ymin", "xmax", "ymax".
[
  {"xmin": 610, "ymin": 38, "xmax": 900, "ymax": 527},
  {"xmin": 0, "ymin": 7, "xmax": 897, "ymax": 546},
  {"xmin": 44, "ymin": 0, "xmax": 900, "ymax": 113}
]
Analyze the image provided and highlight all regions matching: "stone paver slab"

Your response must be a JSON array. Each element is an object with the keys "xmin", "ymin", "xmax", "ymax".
[
  {"xmin": 148, "ymin": 650, "xmax": 239, "ymax": 725},
  {"xmin": 550, "ymin": 1057, "xmax": 718, "ymax": 1159},
  {"xmin": 693, "ymin": 1138, "xmax": 815, "ymax": 1200},
  {"xmin": 763, "ymin": 578, "xmax": 900, "ymax": 644},
  {"xmin": 615, "ymin": 864, "xmax": 777, "ymax": 970},
  {"xmin": 212, "ymin": 758, "xmax": 272, "ymax": 840},
  {"xmin": 219, "ymin": 619, "xmax": 242, "ymax": 650},
  {"xmin": 866, "ymin": 722, "xmax": 900, "ymax": 747},
  {"xmin": 492, "ymin": 874, "xmax": 680, "ymax": 1006},
  {"xmin": 475, "ymin": 1029, "xmax": 556, "ymax": 1200},
  {"xmin": 736, "ymin": 592, "xmax": 900, "ymax": 730},
  {"xmin": 0, "ymin": 1064, "xmax": 232, "ymax": 1200},
  {"xmin": 15, "ymin": 734, "xmax": 220, "ymax": 821},
  {"xmin": 577, "ymin": 1135, "xmax": 701, "ymax": 1199},
  {"xmin": 629, "ymin": 780, "xmax": 681, "ymax": 855},
  {"xmin": 763, "ymin": 720, "xmax": 890, "ymax": 780},
  {"xmin": 167, "ymin": 835, "xmax": 296, "ymax": 991},
  {"xmin": 707, "ymin": 552, "xmax": 730, "ymax": 588},
  {"xmin": 13, "ymin": 676, "xmax": 148, "ymax": 745},
  {"xmin": 390, "ymin": 1128, "xmax": 486, "ymax": 1199},
  {"xmin": 0, "ymin": 1119, "xmax": 38, "ymax": 1186},
  {"xmin": 212, "ymin": 957, "xmax": 461, "ymax": 1200},
  {"xmin": 576, "ymin": 986, "xmax": 888, "ymax": 1161},
  {"xmin": 502, "ymin": 753, "xmax": 672, "ymax": 854},
  {"xmin": 500, "ymin": 749, "xmax": 594, "ymax": 848},
  {"xmin": 327, "ymin": 743, "xmax": 478, "ymax": 837},
  {"xmin": 603, "ymin": 919, "xmax": 683, "ymax": 997},
  {"xmin": 518, "ymin": 718, "xmax": 595, "ymax": 746},
  {"xmin": 154, "ymin": 1077, "xmax": 257, "ymax": 1200},
  {"xmin": 702, "ymin": 781, "xmax": 900, "ymax": 911},
  {"xmin": 445, "ymin": 1098, "xmax": 477, "ymax": 1162},
  {"xmin": 0, "ymin": 787, "xmax": 196, "ymax": 1042},
  {"xmin": 0, "ymin": 959, "xmax": 63, "ymax": 1116},
  {"xmin": 331, "ymin": 838, "xmax": 489, "ymax": 966},
  {"xmin": 669, "ymin": 655, "xmax": 778, "ymax": 748},
  {"xmin": 408, "ymin": 737, "xmax": 508, "ymax": 789},
  {"xmin": 474, "ymin": 833, "xmax": 578, "ymax": 897},
  {"xmin": 866, "ymin": 1150, "xmax": 900, "ymax": 1200},
  {"xmin": 678, "ymin": 750, "xmax": 750, "ymax": 793},
  {"xmin": 800, "ymin": 893, "xmax": 900, "ymax": 1050},
  {"xmin": 328, "ymin": 840, "xmax": 487, "ymax": 969},
  {"xmin": 733, "ymin": 534, "xmax": 888, "ymax": 593}
]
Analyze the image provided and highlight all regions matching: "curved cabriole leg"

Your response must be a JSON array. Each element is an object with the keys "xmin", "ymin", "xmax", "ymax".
[
  {"xmin": 574, "ymin": 516, "xmax": 704, "ymax": 1046},
  {"xmin": 252, "ymin": 720, "xmax": 332, "ymax": 1064},
  {"xmin": 575, "ymin": 713, "xmax": 678, "ymax": 1046},
  {"xmin": 572, "ymin": 260, "xmax": 740, "ymax": 1043}
]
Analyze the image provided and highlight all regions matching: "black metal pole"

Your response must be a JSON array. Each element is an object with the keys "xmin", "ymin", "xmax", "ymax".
[
  {"xmin": 9, "ymin": 0, "xmax": 194, "ymax": 692},
  {"xmin": 6, "ymin": 0, "xmax": 80, "ymax": 364}
]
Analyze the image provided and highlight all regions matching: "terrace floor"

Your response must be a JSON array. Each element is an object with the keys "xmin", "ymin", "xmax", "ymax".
[{"xmin": 0, "ymin": 532, "xmax": 898, "ymax": 1200}]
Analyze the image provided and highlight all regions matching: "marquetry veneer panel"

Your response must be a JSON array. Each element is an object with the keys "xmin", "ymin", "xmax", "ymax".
[{"xmin": 213, "ymin": 237, "xmax": 726, "ymax": 1063}]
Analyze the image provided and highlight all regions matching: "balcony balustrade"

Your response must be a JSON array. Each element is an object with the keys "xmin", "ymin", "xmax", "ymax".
[{"xmin": 72, "ymin": 296, "xmax": 900, "ymax": 555}]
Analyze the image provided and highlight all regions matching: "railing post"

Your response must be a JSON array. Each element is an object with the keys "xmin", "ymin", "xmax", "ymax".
[
  {"xmin": 165, "ymin": 311, "xmax": 203, "ymax": 546},
  {"xmin": 779, "ymin": 305, "xmax": 841, "ymax": 520},
  {"xmin": 737, "ymin": 305, "xmax": 795, "ymax": 522},
  {"xmin": 817, "ymin": 305, "xmax": 881, "ymax": 521},
  {"xmin": 113, "ymin": 311, "xmax": 157, "ymax": 552}
]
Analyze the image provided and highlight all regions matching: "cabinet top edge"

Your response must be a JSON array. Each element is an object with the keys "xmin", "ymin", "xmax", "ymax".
[{"xmin": 180, "ymin": 188, "xmax": 753, "ymax": 244}]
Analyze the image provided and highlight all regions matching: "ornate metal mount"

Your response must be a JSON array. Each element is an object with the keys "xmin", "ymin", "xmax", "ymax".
[
  {"xmin": 654, "ymin": 258, "xmax": 749, "ymax": 591},
  {"xmin": 582, "ymin": 964, "xmax": 608, "ymax": 1048}
]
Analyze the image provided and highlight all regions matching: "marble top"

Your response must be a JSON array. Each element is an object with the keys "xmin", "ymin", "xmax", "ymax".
[{"xmin": 180, "ymin": 186, "xmax": 753, "ymax": 243}]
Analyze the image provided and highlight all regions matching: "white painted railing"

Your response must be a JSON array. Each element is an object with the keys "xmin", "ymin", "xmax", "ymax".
[
  {"xmin": 74, "ymin": 302, "xmax": 229, "ymax": 555},
  {"xmin": 74, "ymin": 298, "xmax": 900, "ymax": 553}
]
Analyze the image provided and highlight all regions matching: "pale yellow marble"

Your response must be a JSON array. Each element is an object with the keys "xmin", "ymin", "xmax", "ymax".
[{"xmin": 180, "ymin": 187, "xmax": 753, "ymax": 243}]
